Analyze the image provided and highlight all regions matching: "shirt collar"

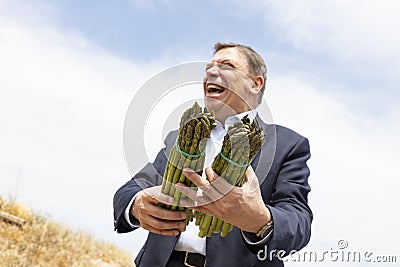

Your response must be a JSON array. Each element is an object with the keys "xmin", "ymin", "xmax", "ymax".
[
  {"xmin": 222, "ymin": 109, "xmax": 258, "ymax": 130},
  {"xmin": 211, "ymin": 110, "xmax": 258, "ymax": 143}
]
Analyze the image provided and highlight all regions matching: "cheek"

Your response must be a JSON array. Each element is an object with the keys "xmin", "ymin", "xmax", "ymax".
[
  {"xmin": 227, "ymin": 75, "xmax": 249, "ymax": 91},
  {"xmin": 227, "ymin": 86, "xmax": 249, "ymax": 101}
]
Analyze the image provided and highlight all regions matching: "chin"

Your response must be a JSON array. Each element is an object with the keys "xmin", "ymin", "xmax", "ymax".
[
  {"xmin": 204, "ymin": 98, "xmax": 226, "ymax": 112},
  {"xmin": 206, "ymin": 98, "xmax": 239, "ymax": 119}
]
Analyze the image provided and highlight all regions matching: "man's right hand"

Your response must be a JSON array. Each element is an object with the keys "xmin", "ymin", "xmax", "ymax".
[{"xmin": 131, "ymin": 186, "xmax": 188, "ymax": 236}]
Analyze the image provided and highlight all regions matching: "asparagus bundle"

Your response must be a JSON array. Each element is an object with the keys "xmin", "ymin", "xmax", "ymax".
[
  {"xmin": 161, "ymin": 102, "xmax": 216, "ymax": 225},
  {"xmin": 194, "ymin": 115, "xmax": 264, "ymax": 237}
]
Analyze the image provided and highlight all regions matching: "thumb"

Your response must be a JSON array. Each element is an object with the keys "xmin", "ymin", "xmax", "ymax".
[
  {"xmin": 243, "ymin": 166, "xmax": 260, "ymax": 192},
  {"xmin": 205, "ymin": 166, "xmax": 218, "ymax": 182}
]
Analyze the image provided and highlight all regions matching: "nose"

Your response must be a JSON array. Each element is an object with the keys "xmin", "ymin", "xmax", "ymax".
[{"xmin": 206, "ymin": 63, "xmax": 220, "ymax": 77}]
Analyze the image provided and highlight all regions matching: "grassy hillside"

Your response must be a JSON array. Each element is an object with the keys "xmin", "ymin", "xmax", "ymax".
[{"xmin": 0, "ymin": 196, "xmax": 133, "ymax": 267}]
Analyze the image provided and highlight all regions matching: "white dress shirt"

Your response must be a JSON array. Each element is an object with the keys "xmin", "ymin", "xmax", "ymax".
[{"xmin": 125, "ymin": 110, "xmax": 258, "ymax": 255}]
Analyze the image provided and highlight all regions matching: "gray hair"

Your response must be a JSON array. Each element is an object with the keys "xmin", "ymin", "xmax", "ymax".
[{"xmin": 214, "ymin": 42, "xmax": 267, "ymax": 104}]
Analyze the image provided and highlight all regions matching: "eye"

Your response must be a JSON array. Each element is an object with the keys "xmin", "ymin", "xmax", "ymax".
[
  {"xmin": 220, "ymin": 62, "xmax": 236, "ymax": 70},
  {"xmin": 205, "ymin": 62, "xmax": 236, "ymax": 71}
]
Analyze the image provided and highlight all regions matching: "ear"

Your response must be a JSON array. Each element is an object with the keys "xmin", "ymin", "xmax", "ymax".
[{"xmin": 250, "ymin": 75, "xmax": 264, "ymax": 94}]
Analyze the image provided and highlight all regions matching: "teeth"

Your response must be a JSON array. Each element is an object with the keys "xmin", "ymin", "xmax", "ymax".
[{"xmin": 207, "ymin": 84, "xmax": 225, "ymax": 92}]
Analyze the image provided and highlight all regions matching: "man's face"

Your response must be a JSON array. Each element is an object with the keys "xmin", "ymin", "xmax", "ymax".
[{"xmin": 203, "ymin": 47, "xmax": 257, "ymax": 118}]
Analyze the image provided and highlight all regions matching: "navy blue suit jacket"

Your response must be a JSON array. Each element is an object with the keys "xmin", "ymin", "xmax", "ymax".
[{"xmin": 113, "ymin": 118, "xmax": 312, "ymax": 267}]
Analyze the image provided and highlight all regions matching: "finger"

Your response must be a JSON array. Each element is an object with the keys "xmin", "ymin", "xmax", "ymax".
[
  {"xmin": 139, "ymin": 192, "xmax": 186, "ymax": 221},
  {"xmin": 183, "ymin": 168, "xmax": 223, "ymax": 202},
  {"xmin": 174, "ymin": 182, "xmax": 197, "ymax": 207},
  {"xmin": 143, "ymin": 186, "xmax": 175, "ymax": 206},
  {"xmin": 141, "ymin": 221, "xmax": 182, "ymax": 236},
  {"xmin": 175, "ymin": 183, "xmax": 213, "ymax": 206},
  {"xmin": 192, "ymin": 205, "xmax": 213, "ymax": 215},
  {"xmin": 149, "ymin": 204, "xmax": 187, "ymax": 221},
  {"xmin": 178, "ymin": 197, "xmax": 196, "ymax": 208},
  {"xmin": 175, "ymin": 183, "xmax": 202, "ymax": 202},
  {"xmin": 143, "ymin": 213, "xmax": 187, "ymax": 230},
  {"xmin": 182, "ymin": 168, "xmax": 206, "ymax": 186},
  {"xmin": 205, "ymin": 166, "xmax": 219, "ymax": 182},
  {"xmin": 207, "ymin": 175, "xmax": 236, "ymax": 196},
  {"xmin": 242, "ymin": 166, "xmax": 260, "ymax": 192}
]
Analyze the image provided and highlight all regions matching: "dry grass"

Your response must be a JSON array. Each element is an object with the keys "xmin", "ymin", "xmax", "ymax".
[{"xmin": 0, "ymin": 196, "xmax": 134, "ymax": 267}]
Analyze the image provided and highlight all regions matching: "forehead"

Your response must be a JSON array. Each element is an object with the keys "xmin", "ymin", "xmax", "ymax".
[{"xmin": 211, "ymin": 47, "xmax": 248, "ymax": 67}]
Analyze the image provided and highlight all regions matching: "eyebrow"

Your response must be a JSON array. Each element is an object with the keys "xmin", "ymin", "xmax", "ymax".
[
  {"xmin": 220, "ymin": 59, "xmax": 236, "ymax": 67},
  {"xmin": 217, "ymin": 59, "xmax": 238, "ymax": 70},
  {"xmin": 205, "ymin": 59, "xmax": 239, "ymax": 70}
]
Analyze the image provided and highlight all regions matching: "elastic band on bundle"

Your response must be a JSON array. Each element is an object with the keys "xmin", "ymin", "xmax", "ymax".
[
  {"xmin": 175, "ymin": 144, "xmax": 205, "ymax": 158},
  {"xmin": 219, "ymin": 152, "xmax": 251, "ymax": 168}
]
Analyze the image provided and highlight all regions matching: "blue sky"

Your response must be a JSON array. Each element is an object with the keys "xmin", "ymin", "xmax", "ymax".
[
  {"xmin": 9, "ymin": 0, "xmax": 399, "ymax": 106},
  {"xmin": 1, "ymin": 1, "xmax": 400, "ymax": 266},
  {"xmin": 49, "ymin": 1, "xmax": 272, "ymax": 61}
]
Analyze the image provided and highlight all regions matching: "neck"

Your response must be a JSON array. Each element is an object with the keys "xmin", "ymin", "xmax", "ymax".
[
  {"xmin": 214, "ymin": 107, "xmax": 253, "ymax": 125},
  {"xmin": 206, "ymin": 98, "xmax": 258, "ymax": 124}
]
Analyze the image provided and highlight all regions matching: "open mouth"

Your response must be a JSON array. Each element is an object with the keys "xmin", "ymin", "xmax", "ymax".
[{"xmin": 206, "ymin": 83, "xmax": 226, "ymax": 94}]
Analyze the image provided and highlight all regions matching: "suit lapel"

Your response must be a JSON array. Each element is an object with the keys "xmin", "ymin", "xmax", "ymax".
[
  {"xmin": 251, "ymin": 116, "xmax": 277, "ymax": 184},
  {"xmin": 146, "ymin": 233, "xmax": 179, "ymax": 266}
]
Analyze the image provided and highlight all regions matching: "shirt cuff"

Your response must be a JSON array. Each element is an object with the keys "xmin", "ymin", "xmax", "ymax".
[
  {"xmin": 124, "ymin": 193, "xmax": 141, "ymax": 228},
  {"xmin": 241, "ymin": 228, "xmax": 274, "ymax": 246}
]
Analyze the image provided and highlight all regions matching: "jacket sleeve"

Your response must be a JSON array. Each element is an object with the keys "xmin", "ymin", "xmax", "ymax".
[
  {"xmin": 243, "ymin": 135, "xmax": 312, "ymax": 256},
  {"xmin": 113, "ymin": 131, "xmax": 176, "ymax": 233},
  {"xmin": 267, "ymin": 137, "xmax": 312, "ymax": 253}
]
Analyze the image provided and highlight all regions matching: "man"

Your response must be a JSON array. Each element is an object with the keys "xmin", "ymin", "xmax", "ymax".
[{"xmin": 114, "ymin": 43, "xmax": 312, "ymax": 266}]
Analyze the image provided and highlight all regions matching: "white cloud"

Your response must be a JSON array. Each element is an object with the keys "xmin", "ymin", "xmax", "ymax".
[
  {"xmin": 1, "ymin": 1, "xmax": 399, "ymax": 264},
  {"xmin": 242, "ymin": 1, "xmax": 400, "ymax": 263},
  {"xmin": 0, "ymin": 0, "xmax": 153, "ymax": 255},
  {"xmin": 265, "ymin": 73, "xmax": 400, "ymax": 266},
  {"xmin": 255, "ymin": 0, "xmax": 400, "ymax": 63}
]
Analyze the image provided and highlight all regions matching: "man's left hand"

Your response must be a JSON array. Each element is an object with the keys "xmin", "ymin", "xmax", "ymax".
[{"xmin": 176, "ymin": 166, "xmax": 271, "ymax": 233}]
